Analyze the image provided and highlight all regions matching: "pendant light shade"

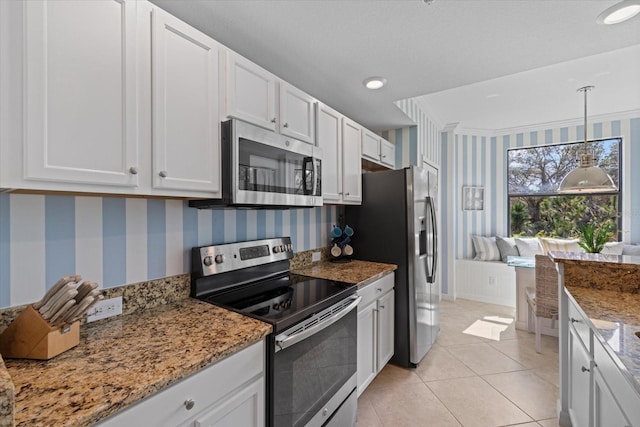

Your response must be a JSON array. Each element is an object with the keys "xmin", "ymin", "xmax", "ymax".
[{"xmin": 557, "ymin": 86, "xmax": 618, "ymax": 194}]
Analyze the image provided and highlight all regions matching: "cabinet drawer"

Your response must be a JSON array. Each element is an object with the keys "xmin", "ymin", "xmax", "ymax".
[
  {"xmin": 96, "ymin": 341, "xmax": 264, "ymax": 426},
  {"xmin": 358, "ymin": 273, "xmax": 394, "ymax": 308},
  {"xmin": 568, "ymin": 297, "xmax": 591, "ymax": 352},
  {"xmin": 593, "ymin": 337, "xmax": 640, "ymax": 425}
]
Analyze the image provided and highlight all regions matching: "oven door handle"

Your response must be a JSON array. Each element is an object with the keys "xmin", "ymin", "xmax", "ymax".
[{"xmin": 274, "ymin": 295, "xmax": 361, "ymax": 353}]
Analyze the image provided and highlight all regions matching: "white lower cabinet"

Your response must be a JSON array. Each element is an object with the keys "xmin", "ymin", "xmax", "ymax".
[
  {"xmin": 357, "ymin": 273, "xmax": 394, "ymax": 396},
  {"xmin": 562, "ymin": 292, "xmax": 640, "ymax": 427},
  {"xmin": 96, "ymin": 341, "xmax": 265, "ymax": 427}
]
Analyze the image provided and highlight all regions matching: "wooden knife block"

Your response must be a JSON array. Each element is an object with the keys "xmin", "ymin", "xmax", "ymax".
[{"xmin": 0, "ymin": 305, "xmax": 80, "ymax": 360}]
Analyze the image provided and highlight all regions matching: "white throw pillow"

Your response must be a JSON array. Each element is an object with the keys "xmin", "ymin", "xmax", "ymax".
[
  {"xmin": 601, "ymin": 241, "xmax": 625, "ymax": 255},
  {"xmin": 514, "ymin": 237, "xmax": 543, "ymax": 257},
  {"xmin": 471, "ymin": 235, "xmax": 501, "ymax": 261},
  {"xmin": 539, "ymin": 237, "xmax": 583, "ymax": 255}
]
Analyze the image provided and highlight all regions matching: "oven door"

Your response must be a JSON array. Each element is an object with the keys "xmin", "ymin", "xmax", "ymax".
[
  {"xmin": 273, "ymin": 295, "xmax": 360, "ymax": 427},
  {"xmin": 231, "ymin": 119, "xmax": 322, "ymax": 207}
]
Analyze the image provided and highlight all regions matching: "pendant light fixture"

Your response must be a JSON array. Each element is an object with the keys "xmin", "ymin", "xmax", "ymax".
[{"xmin": 557, "ymin": 86, "xmax": 618, "ymax": 194}]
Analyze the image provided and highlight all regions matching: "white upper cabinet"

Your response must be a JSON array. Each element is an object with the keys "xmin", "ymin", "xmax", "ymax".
[
  {"xmin": 341, "ymin": 117, "xmax": 362, "ymax": 204},
  {"xmin": 362, "ymin": 130, "xmax": 381, "ymax": 162},
  {"xmin": 380, "ymin": 139, "xmax": 396, "ymax": 168},
  {"xmin": 225, "ymin": 51, "xmax": 277, "ymax": 132},
  {"xmin": 151, "ymin": 7, "xmax": 221, "ymax": 195},
  {"xmin": 21, "ymin": 0, "xmax": 139, "ymax": 188},
  {"xmin": 362, "ymin": 129, "xmax": 395, "ymax": 169},
  {"xmin": 316, "ymin": 104, "xmax": 343, "ymax": 202},
  {"xmin": 1, "ymin": 0, "xmax": 223, "ymax": 197},
  {"xmin": 224, "ymin": 50, "xmax": 316, "ymax": 144},
  {"xmin": 279, "ymin": 81, "xmax": 316, "ymax": 144}
]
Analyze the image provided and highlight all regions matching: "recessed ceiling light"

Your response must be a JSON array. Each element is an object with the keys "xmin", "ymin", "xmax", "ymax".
[
  {"xmin": 596, "ymin": 0, "xmax": 640, "ymax": 24},
  {"xmin": 363, "ymin": 77, "xmax": 387, "ymax": 90}
]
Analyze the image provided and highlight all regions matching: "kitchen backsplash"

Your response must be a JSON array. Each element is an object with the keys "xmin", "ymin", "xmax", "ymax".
[{"xmin": 0, "ymin": 194, "xmax": 336, "ymax": 308}]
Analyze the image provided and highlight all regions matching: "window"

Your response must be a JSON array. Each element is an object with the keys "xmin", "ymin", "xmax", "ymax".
[{"xmin": 507, "ymin": 138, "xmax": 621, "ymax": 238}]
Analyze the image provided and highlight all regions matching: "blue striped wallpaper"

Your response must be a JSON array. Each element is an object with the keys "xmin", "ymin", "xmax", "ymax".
[
  {"xmin": 448, "ymin": 116, "xmax": 640, "ymax": 259},
  {"xmin": 0, "ymin": 194, "xmax": 336, "ymax": 308}
]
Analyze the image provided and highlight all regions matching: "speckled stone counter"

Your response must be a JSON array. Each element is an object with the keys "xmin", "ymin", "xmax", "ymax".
[
  {"xmin": 3, "ymin": 299, "xmax": 271, "ymax": 427},
  {"xmin": 549, "ymin": 251, "xmax": 640, "ymax": 392},
  {"xmin": 291, "ymin": 259, "xmax": 397, "ymax": 287}
]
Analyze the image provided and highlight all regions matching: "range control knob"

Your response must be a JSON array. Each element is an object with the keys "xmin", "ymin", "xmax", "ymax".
[
  {"xmin": 214, "ymin": 254, "xmax": 224, "ymax": 264},
  {"xmin": 273, "ymin": 246, "xmax": 281, "ymax": 253},
  {"xmin": 203, "ymin": 256, "xmax": 213, "ymax": 266}
]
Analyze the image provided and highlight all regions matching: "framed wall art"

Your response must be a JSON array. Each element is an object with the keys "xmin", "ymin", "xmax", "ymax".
[{"xmin": 462, "ymin": 186, "xmax": 484, "ymax": 211}]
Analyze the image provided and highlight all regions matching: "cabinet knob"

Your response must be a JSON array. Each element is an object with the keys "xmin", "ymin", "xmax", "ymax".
[
  {"xmin": 128, "ymin": 166, "xmax": 139, "ymax": 175},
  {"xmin": 570, "ymin": 318, "xmax": 581, "ymax": 323},
  {"xmin": 184, "ymin": 399, "xmax": 195, "ymax": 410},
  {"xmin": 581, "ymin": 366, "xmax": 590, "ymax": 373},
  {"xmin": 345, "ymin": 192, "xmax": 350, "ymax": 196},
  {"xmin": 285, "ymin": 140, "xmax": 290, "ymax": 147},
  {"xmin": 271, "ymin": 117, "xmax": 277, "ymax": 123},
  {"xmin": 338, "ymin": 192, "xmax": 343, "ymax": 195},
  {"xmin": 159, "ymin": 170, "xmax": 168, "ymax": 178},
  {"xmin": 283, "ymin": 122, "xmax": 289, "ymax": 128},
  {"xmin": 382, "ymin": 155, "xmax": 387, "ymax": 158}
]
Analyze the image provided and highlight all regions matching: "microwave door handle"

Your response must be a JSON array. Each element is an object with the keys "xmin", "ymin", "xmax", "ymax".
[
  {"xmin": 274, "ymin": 295, "xmax": 361, "ymax": 352},
  {"xmin": 302, "ymin": 157, "xmax": 311, "ymax": 195},
  {"xmin": 312, "ymin": 158, "xmax": 319, "ymax": 196}
]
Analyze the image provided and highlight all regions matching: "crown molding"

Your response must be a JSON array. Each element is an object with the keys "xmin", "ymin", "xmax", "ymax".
[{"xmin": 449, "ymin": 109, "xmax": 640, "ymax": 137}]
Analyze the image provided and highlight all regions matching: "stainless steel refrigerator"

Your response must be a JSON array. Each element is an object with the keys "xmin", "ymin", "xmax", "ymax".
[{"xmin": 345, "ymin": 165, "xmax": 439, "ymax": 368}]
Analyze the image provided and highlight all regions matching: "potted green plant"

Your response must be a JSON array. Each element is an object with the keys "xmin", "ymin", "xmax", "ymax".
[{"xmin": 577, "ymin": 223, "xmax": 613, "ymax": 253}]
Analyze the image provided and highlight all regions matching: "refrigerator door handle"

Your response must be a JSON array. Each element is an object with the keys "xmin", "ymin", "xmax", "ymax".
[{"xmin": 425, "ymin": 196, "xmax": 437, "ymax": 283}]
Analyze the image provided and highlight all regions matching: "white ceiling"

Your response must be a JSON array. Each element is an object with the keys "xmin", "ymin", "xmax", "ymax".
[{"xmin": 150, "ymin": 0, "xmax": 640, "ymax": 132}]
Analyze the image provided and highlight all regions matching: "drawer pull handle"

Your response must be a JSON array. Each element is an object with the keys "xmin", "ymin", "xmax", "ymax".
[
  {"xmin": 380, "ymin": 305, "xmax": 385, "ymax": 309},
  {"xmin": 376, "ymin": 288, "xmax": 382, "ymax": 292},
  {"xmin": 581, "ymin": 366, "xmax": 590, "ymax": 373},
  {"xmin": 271, "ymin": 118, "xmax": 277, "ymax": 123},
  {"xmin": 570, "ymin": 318, "xmax": 581, "ymax": 323},
  {"xmin": 184, "ymin": 399, "xmax": 195, "ymax": 410}
]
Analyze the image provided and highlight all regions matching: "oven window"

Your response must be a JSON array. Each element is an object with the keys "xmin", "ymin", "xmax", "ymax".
[
  {"xmin": 273, "ymin": 308, "xmax": 357, "ymax": 427},
  {"xmin": 238, "ymin": 138, "xmax": 316, "ymax": 195}
]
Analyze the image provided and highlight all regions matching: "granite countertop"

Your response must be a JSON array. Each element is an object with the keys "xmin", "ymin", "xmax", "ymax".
[
  {"xmin": 291, "ymin": 259, "xmax": 397, "ymax": 287},
  {"xmin": 564, "ymin": 286, "xmax": 640, "ymax": 392},
  {"xmin": 550, "ymin": 251, "xmax": 640, "ymax": 393},
  {"xmin": 2, "ymin": 299, "xmax": 271, "ymax": 427}
]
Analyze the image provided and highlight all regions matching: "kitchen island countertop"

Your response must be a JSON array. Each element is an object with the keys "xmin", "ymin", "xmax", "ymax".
[
  {"xmin": 291, "ymin": 259, "xmax": 397, "ymax": 287},
  {"xmin": 1, "ymin": 298, "xmax": 271, "ymax": 427}
]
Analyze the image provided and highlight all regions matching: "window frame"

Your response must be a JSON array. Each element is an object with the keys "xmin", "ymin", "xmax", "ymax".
[{"xmin": 506, "ymin": 137, "xmax": 622, "ymax": 237}]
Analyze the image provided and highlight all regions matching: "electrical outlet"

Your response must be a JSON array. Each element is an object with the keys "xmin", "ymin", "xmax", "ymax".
[
  {"xmin": 86, "ymin": 296, "xmax": 123, "ymax": 323},
  {"xmin": 488, "ymin": 276, "xmax": 497, "ymax": 286},
  {"xmin": 311, "ymin": 251, "xmax": 321, "ymax": 262}
]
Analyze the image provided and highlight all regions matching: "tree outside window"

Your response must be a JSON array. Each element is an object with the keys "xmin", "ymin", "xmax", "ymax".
[{"xmin": 507, "ymin": 138, "xmax": 621, "ymax": 238}]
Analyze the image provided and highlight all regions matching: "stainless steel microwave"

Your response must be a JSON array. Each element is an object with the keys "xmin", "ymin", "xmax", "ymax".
[{"xmin": 189, "ymin": 119, "xmax": 322, "ymax": 209}]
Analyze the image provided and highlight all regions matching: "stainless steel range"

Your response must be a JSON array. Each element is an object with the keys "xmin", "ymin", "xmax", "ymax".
[{"xmin": 191, "ymin": 237, "xmax": 359, "ymax": 427}]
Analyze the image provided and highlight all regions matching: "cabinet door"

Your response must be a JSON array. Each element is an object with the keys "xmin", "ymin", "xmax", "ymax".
[
  {"xmin": 317, "ymin": 104, "xmax": 342, "ymax": 203},
  {"xmin": 341, "ymin": 118, "xmax": 362, "ymax": 204},
  {"xmin": 592, "ymin": 367, "xmax": 631, "ymax": 427},
  {"xmin": 357, "ymin": 301, "xmax": 377, "ymax": 396},
  {"xmin": 23, "ymin": 0, "xmax": 138, "ymax": 187},
  {"xmin": 380, "ymin": 139, "xmax": 396, "ymax": 169},
  {"xmin": 151, "ymin": 9, "xmax": 221, "ymax": 194},
  {"xmin": 192, "ymin": 377, "xmax": 264, "ymax": 427},
  {"xmin": 568, "ymin": 325, "xmax": 591, "ymax": 427},
  {"xmin": 225, "ymin": 52, "xmax": 277, "ymax": 131},
  {"xmin": 362, "ymin": 130, "xmax": 381, "ymax": 162},
  {"xmin": 377, "ymin": 290, "xmax": 395, "ymax": 371},
  {"xmin": 279, "ymin": 82, "xmax": 316, "ymax": 144}
]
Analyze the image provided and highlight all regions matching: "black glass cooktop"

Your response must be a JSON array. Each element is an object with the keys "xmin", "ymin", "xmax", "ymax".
[{"xmin": 203, "ymin": 274, "xmax": 356, "ymax": 332}]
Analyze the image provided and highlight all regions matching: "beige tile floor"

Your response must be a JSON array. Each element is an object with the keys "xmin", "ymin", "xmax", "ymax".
[{"xmin": 356, "ymin": 298, "xmax": 561, "ymax": 427}]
